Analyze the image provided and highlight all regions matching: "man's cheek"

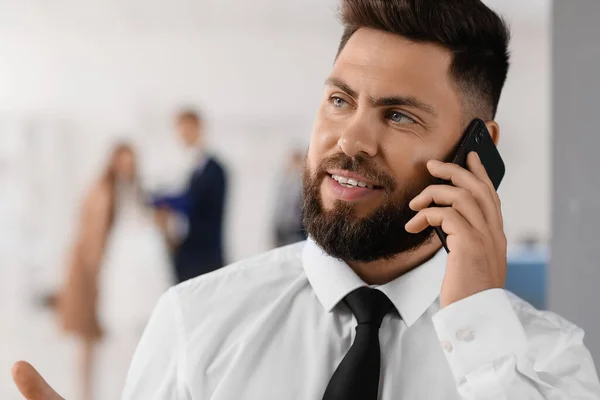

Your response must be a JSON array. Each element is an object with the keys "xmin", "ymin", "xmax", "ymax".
[
  {"xmin": 303, "ymin": 155, "xmax": 319, "ymax": 180},
  {"xmin": 386, "ymin": 147, "xmax": 433, "ymax": 184}
]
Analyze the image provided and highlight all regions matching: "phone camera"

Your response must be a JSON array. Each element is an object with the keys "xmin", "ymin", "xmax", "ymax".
[{"xmin": 475, "ymin": 130, "xmax": 484, "ymax": 144}]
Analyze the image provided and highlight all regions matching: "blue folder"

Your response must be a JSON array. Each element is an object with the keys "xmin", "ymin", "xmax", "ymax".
[{"xmin": 505, "ymin": 246, "xmax": 548, "ymax": 310}]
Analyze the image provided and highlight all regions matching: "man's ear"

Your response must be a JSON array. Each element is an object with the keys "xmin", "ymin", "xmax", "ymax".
[{"xmin": 484, "ymin": 120, "xmax": 500, "ymax": 145}]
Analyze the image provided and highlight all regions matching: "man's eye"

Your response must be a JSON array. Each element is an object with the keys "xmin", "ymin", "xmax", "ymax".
[
  {"xmin": 331, "ymin": 96, "xmax": 349, "ymax": 108},
  {"xmin": 387, "ymin": 111, "xmax": 415, "ymax": 124}
]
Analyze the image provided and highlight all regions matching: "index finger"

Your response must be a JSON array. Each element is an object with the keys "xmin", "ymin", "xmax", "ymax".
[
  {"xmin": 427, "ymin": 157, "xmax": 503, "ymax": 228},
  {"xmin": 428, "ymin": 157, "xmax": 500, "ymax": 206},
  {"xmin": 466, "ymin": 152, "xmax": 496, "ymax": 191},
  {"xmin": 465, "ymin": 152, "xmax": 502, "ymax": 210},
  {"xmin": 12, "ymin": 361, "xmax": 64, "ymax": 400}
]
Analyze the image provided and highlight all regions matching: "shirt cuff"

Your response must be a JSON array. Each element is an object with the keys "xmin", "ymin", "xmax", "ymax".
[{"xmin": 432, "ymin": 288, "xmax": 528, "ymax": 380}]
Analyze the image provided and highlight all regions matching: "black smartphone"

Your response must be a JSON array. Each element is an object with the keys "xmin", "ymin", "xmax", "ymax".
[{"xmin": 434, "ymin": 118, "xmax": 505, "ymax": 252}]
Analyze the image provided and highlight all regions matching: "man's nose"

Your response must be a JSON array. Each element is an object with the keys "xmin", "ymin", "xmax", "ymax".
[{"xmin": 337, "ymin": 114, "xmax": 378, "ymax": 158}]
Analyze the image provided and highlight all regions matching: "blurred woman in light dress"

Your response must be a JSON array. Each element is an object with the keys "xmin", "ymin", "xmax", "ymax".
[{"xmin": 58, "ymin": 143, "xmax": 173, "ymax": 400}]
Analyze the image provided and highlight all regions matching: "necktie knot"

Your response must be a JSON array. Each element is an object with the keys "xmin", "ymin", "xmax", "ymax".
[
  {"xmin": 344, "ymin": 287, "xmax": 393, "ymax": 328},
  {"xmin": 322, "ymin": 287, "xmax": 394, "ymax": 400}
]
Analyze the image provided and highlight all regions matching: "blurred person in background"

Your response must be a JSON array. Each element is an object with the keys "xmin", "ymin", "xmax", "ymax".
[
  {"xmin": 153, "ymin": 110, "xmax": 227, "ymax": 283},
  {"xmin": 58, "ymin": 142, "xmax": 171, "ymax": 400},
  {"xmin": 272, "ymin": 148, "xmax": 307, "ymax": 247}
]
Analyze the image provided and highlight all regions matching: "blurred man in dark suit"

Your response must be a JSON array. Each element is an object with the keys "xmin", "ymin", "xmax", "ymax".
[
  {"xmin": 154, "ymin": 110, "xmax": 227, "ymax": 283},
  {"xmin": 272, "ymin": 148, "xmax": 307, "ymax": 247}
]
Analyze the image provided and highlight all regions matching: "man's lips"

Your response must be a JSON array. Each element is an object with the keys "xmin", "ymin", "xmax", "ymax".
[
  {"xmin": 322, "ymin": 168, "xmax": 386, "ymax": 203},
  {"xmin": 324, "ymin": 175, "xmax": 382, "ymax": 202},
  {"xmin": 326, "ymin": 169, "xmax": 384, "ymax": 189}
]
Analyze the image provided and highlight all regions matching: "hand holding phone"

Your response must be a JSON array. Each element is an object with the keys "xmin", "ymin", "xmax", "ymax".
[
  {"xmin": 433, "ymin": 119, "xmax": 505, "ymax": 252},
  {"xmin": 405, "ymin": 118, "xmax": 507, "ymax": 308}
]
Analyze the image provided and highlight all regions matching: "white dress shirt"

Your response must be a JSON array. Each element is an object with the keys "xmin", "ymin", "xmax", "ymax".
[{"xmin": 123, "ymin": 239, "xmax": 600, "ymax": 399}]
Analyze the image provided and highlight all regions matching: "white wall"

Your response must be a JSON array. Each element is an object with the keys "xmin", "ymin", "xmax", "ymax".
[{"xmin": 0, "ymin": 0, "xmax": 551, "ymax": 278}]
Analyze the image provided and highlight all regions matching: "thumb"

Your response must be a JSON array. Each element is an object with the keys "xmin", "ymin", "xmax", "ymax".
[{"xmin": 11, "ymin": 361, "xmax": 64, "ymax": 400}]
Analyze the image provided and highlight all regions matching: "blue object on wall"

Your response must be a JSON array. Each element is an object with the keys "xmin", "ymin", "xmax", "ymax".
[{"xmin": 505, "ymin": 245, "xmax": 548, "ymax": 310}]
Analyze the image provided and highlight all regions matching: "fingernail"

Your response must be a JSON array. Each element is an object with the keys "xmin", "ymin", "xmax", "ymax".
[{"xmin": 427, "ymin": 159, "xmax": 441, "ymax": 167}]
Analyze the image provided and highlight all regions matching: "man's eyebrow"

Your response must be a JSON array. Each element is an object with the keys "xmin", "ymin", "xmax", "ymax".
[
  {"xmin": 325, "ymin": 77, "xmax": 358, "ymax": 98},
  {"xmin": 371, "ymin": 96, "xmax": 439, "ymax": 118},
  {"xmin": 325, "ymin": 76, "xmax": 438, "ymax": 118}
]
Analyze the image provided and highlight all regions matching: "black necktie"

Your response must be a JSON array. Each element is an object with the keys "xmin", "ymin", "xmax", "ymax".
[{"xmin": 322, "ymin": 287, "xmax": 394, "ymax": 400}]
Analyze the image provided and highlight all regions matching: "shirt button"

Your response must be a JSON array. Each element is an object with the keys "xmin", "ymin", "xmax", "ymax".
[
  {"xmin": 440, "ymin": 340, "xmax": 453, "ymax": 353},
  {"xmin": 456, "ymin": 329, "xmax": 475, "ymax": 342}
]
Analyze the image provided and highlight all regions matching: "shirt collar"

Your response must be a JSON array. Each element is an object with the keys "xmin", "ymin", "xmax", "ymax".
[
  {"xmin": 195, "ymin": 153, "xmax": 209, "ymax": 173},
  {"xmin": 302, "ymin": 237, "xmax": 447, "ymax": 327},
  {"xmin": 183, "ymin": 145, "xmax": 207, "ymax": 169}
]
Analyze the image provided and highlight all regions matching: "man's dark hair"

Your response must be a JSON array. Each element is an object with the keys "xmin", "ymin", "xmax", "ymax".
[
  {"xmin": 337, "ymin": 0, "xmax": 511, "ymax": 119},
  {"xmin": 177, "ymin": 109, "xmax": 202, "ymax": 124}
]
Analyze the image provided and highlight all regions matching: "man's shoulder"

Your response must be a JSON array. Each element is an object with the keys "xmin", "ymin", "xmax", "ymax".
[
  {"xmin": 192, "ymin": 156, "xmax": 226, "ymax": 184},
  {"xmin": 205, "ymin": 156, "xmax": 226, "ymax": 175},
  {"xmin": 171, "ymin": 241, "xmax": 306, "ymax": 304}
]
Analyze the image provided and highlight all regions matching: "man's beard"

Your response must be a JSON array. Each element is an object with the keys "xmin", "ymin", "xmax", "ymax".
[{"xmin": 302, "ymin": 154, "xmax": 435, "ymax": 263}]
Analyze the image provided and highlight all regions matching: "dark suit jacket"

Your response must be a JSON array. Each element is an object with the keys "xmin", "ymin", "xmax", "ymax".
[{"xmin": 169, "ymin": 157, "xmax": 227, "ymax": 282}]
